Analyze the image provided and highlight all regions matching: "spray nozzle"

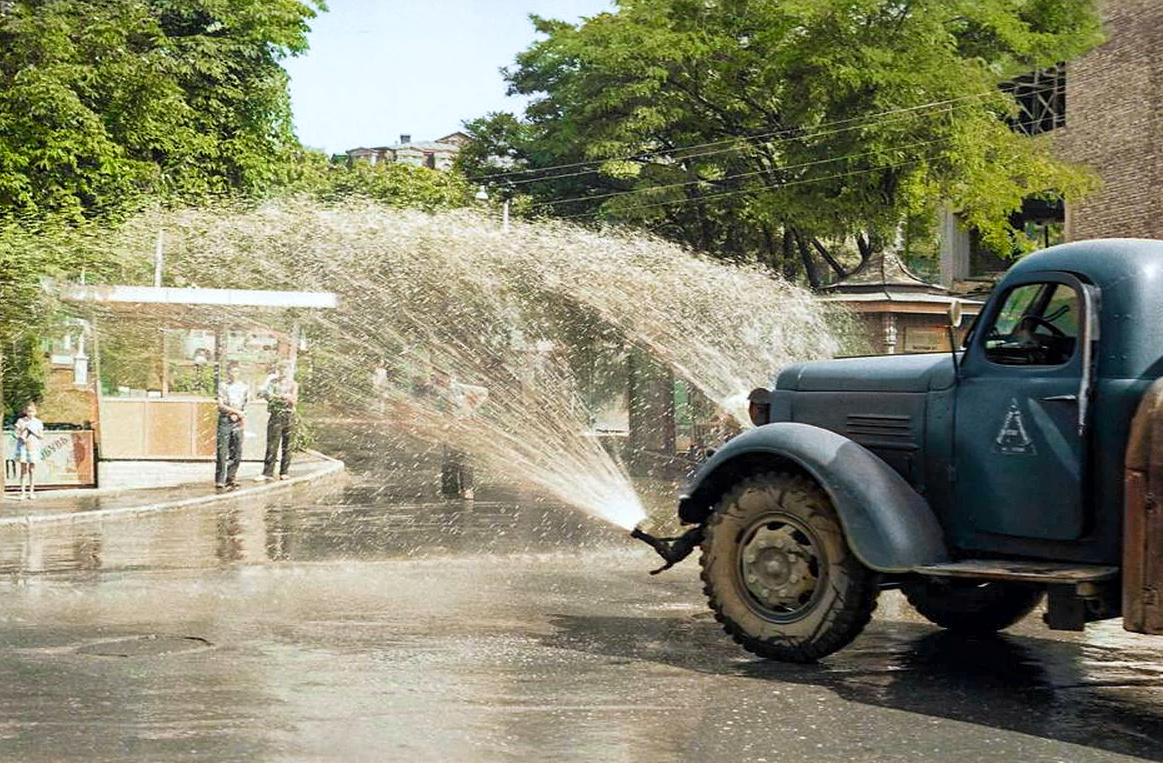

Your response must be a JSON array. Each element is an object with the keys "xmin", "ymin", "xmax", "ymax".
[{"xmin": 630, "ymin": 525, "xmax": 705, "ymax": 575}]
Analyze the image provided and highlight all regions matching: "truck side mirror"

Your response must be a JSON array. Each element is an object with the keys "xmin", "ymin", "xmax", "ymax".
[
  {"xmin": 946, "ymin": 299, "xmax": 965, "ymax": 380},
  {"xmin": 947, "ymin": 299, "xmax": 964, "ymax": 330}
]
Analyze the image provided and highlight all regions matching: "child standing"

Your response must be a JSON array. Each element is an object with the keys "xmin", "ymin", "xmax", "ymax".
[{"xmin": 14, "ymin": 402, "xmax": 44, "ymax": 500}]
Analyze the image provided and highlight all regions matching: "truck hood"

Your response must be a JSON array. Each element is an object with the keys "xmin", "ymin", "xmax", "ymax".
[{"xmin": 776, "ymin": 353, "xmax": 957, "ymax": 393}]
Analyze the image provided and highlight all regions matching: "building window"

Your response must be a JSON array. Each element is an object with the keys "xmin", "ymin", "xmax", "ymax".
[
  {"xmin": 423, "ymin": 152, "xmax": 436, "ymax": 169},
  {"xmin": 1005, "ymin": 64, "xmax": 1066, "ymax": 136}
]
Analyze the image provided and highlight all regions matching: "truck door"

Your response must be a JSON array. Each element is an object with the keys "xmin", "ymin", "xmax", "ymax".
[{"xmin": 953, "ymin": 272, "xmax": 1096, "ymax": 541}]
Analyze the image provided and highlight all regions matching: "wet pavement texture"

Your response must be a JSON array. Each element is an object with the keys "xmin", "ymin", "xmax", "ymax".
[
  {"xmin": 1, "ymin": 426, "xmax": 1162, "ymax": 762},
  {"xmin": 0, "ymin": 451, "xmax": 340, "ymax": 526}
]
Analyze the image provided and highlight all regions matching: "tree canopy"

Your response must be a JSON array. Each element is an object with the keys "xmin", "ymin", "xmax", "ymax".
[
  {"xmin": 459, "ymin": 0, "xmax": 1105, "ymax": 284},
  {"xmin": 0, "ymin": 0, "xmax": 323, "ymax": 220},
  {"xmin": 285, "ymin": 150, "xmax": 474, "ymax": 212},
  {"xmin": 0, "ymin": 0, "xmax": 327, "ymax": 415}
]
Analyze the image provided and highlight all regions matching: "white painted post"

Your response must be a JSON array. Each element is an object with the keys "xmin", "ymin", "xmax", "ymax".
[{"xmin": 153, "ymin": 230, "xmax": 165, "ymax": 287}]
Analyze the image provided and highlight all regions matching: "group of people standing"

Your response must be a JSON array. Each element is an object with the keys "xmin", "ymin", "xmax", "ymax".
[{"xmin": 215, "ymin": 361, "xmax": 299, "ymax": 491}]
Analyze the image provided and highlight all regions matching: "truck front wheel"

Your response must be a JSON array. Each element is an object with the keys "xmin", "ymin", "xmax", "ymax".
[
  {"xmin": 902, "ymin": 578, "xmax": 1043, "ymax": 632},
  {"xmin": 700, "ymin": 472, "xmax": 878, "ymax": 663}
]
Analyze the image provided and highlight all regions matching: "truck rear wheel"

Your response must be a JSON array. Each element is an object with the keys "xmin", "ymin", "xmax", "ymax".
[
  {"xmin": 902, "ymin": 578, "xmax": 1043, "ymax": 632},
  {"xmin": 700, "ymin": 472, "xmax": 878, "ymax": 663}
]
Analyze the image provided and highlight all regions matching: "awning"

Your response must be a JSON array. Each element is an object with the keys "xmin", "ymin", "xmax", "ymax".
[{"xmin": 61, "ymin": 285, "xmax": 338, "ymax": 310}]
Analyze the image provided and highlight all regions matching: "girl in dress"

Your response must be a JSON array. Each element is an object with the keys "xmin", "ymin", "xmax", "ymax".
[{"xmin": 14, "ymin": 402, "xmax": 44, "ymax": 500}]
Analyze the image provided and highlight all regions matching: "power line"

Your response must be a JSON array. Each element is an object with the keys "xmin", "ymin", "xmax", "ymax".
[
  {"xmin": 555, "ymin": 152, "xmax": 937, "ymax": 221},
  {"xmin": 540, "ymin": 111, "xmax": 1047, "ymax": 214},
  {"xmin": 534, "ymin": 136, "xmax": 953, "ymax": 210},
  {"xmin": 469, "ymin": 82, "xmax": 1054, "ymax": 186}
]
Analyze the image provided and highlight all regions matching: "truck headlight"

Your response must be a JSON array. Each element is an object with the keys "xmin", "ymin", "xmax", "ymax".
[{"xmin": 747, "ymin": 387, "xmax": 771, "ymax": 426}]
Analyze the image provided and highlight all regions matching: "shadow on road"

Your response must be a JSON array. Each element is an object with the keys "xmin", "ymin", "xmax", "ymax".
[{"xmin": 540, "ymin": 613, "xmax": 1163, "ymax": 760}]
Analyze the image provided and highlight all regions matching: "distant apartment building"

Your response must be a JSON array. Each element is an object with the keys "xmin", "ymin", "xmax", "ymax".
[
  {"xmin": 941, "ymin": 0, "xmax": 1163, "ymax": 286},
  {"xmin": 346, "ymin": 132, "xmax": 470, "ymax": 171}
]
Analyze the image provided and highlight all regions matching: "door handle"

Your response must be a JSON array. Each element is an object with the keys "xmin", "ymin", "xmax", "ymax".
[{"xmin": 1042, "ymin": 394, "xmax": 1078, "ymax": 403}]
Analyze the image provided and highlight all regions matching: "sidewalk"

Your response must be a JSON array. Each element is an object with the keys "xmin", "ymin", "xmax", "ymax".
[{"xmin": 0, "ymin": 451, "xmax": 346, "ymax": 527}]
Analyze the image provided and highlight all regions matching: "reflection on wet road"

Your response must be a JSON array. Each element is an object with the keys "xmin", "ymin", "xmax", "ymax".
[
  {"xmin": 0, "ymin": 430, "xmax": 1161, "ymax": 761},
  {"xmin": 0, "ymin": 476, "xmax": 626, "ymax": 575}
]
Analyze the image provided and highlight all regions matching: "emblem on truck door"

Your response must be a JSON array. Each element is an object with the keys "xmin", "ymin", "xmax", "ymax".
[{"xmin": 995, "ymin": 398, "xmax": 1036, "ymax": 455}]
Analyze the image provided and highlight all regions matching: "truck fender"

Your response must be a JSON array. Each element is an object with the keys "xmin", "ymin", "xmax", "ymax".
[{"xmin": 678, "ymin": 422, "xmax": 948, "ymax": 572}]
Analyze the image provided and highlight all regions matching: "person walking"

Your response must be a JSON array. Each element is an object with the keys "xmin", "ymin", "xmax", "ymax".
[
  {"xmin": 14, "ymin": 402, "xmax": 44, "ymax": 500},
  {"xmin": 256, "ymin": 362, "xmax": 298, "ymax": 482},
  {"xmin": 215, "ymin": 361, "xmax": 249, "ymax": 491},
  {"xmin": 427, "ymin": 370, "xmax": 487, "ymax": 500}
]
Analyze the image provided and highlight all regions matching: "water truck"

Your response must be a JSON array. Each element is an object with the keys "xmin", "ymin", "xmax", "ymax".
[{"xmin": 633, "ymin": 238, "xmax": 1163, "ymax": 662}]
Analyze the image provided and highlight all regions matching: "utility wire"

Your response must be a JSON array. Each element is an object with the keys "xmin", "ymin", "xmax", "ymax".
[
  {"xmin": 539, "ymin": 112, "xmax": 1046, "ymax": 214},
  {"xmin": 534, "ymin": 136, "xmax": 954, "ymax": 210},
  {"xmin": 557, "ymin": 154, "xmax": 941, "ymax": 221},
  {"xmin": 469, "ymin": 82, "xmax": 1058, "ymax": 186}
]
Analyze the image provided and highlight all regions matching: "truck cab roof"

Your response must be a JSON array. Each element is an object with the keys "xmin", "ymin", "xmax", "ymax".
[{"xmin": 1000, "ymin": 238, "xmax": 1163, "ymax": 380}]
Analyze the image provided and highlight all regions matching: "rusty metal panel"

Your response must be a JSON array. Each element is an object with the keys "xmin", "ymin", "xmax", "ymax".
[
  {"xmin": 1124, "ymin": 377, "xmax": 1163, "ymax": 634},
  {"xmin": 914, "ymin": 560, "xmax": 1117, "ymax": 583}
]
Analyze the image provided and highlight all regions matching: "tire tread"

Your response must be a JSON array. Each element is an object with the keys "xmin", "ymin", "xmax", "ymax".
[{"xmin": 699, "ymin": 472, "xmax": 879, "ymax": 663}]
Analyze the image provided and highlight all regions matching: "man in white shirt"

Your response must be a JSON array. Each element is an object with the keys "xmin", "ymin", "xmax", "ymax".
[{"xmin": 215, "ymin": 361, "xmax": 249, "ymax": 490}]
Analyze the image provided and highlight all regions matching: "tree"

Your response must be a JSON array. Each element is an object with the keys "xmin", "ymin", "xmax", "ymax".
[
  {"xmin": 0, "ymin": 0, "xmax": 323, "ymax": 220},
  {"xmin": 285, "ymin": 150, "xmax": 475, "ymax": 211},
  {"xmin": 0, "ymin": 0, "xmax": 324, "ymax": 415},
  {"xmin": 459, "ymin": 0, "xmax": 1104, "ymax": 285}
]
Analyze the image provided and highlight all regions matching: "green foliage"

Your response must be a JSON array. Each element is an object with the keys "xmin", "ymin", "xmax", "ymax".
[
  {"xmin": 461, "ymin": 0, "xmax": 1104, "ymax": 282},
  {"xmin": 1, "ymin": 333, "xmax": 46, "ymax": 420},
  {"xmin": 0, "ymin": 212, "xmax": 131, "ymax": 416},
  {"xmin": 0, "ymin": 0, "xmax": 323, "ymax": 220},
  {"xmin": 0, "ymin": 0, "xmax": 324, "ymax": 413},
  {"xmin": 286, "ymin": 151, "xmax": 474, "ymax": 211}
]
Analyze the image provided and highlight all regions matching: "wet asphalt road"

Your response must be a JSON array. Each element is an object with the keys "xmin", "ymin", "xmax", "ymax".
[{"xmin": 1, "ymin": 428, "xmax": 1162, "ymax": 762}]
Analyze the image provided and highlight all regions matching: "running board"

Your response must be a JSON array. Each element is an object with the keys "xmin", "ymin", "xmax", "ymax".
[{"xmin": 911, "ymin": 560, "xmax": 1119, "ymax": 584}]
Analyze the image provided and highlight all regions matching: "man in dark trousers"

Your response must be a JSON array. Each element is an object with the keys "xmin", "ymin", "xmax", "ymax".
[
  {"xmin": 428, "ymin": 369, "xmax": 487, "ymax": 500},
  {"xmin": 256, "ymin": 362, "xmax": 299, "ymax": 482},
  {"xmin": 215, "ymin": 361, "xmax": 249, "ymax": 491}
]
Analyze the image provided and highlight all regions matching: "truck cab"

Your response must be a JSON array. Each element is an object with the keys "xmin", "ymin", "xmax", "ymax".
[{"xmin": 674, "ymin": 238, "xmax": 1163, "ymax": 662}]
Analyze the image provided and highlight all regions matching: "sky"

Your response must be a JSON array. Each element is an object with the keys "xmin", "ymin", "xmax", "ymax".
[{"xmin": 284, "ymin": 0, "xmax": 614, "ymax": 155}]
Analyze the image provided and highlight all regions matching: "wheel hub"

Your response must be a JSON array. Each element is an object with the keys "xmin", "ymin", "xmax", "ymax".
[{"xmin": 740, "ymin": 520, "xmax": 819, "ymax": 612}]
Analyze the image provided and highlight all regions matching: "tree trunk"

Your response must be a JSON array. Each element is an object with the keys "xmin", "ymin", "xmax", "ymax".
[
  {"xmin": 795, "ymin": 230, "xmax": 822, "ymax": 289},
  {"xmin": 0, "ymin": 338, "xmax": 5, "ymax": 496},
  {"xmin": 781, "ymin": 228, "xmax": 799, "ymax": 282},
  {"xmin": 856, "ymin": 232, "xmax": 874, "ymax": 270},
  {"xmin": 812, "ymin": 237, "xmax": 848, "ymax": 280},
  {"xmin": 627, "ymin": 347, "xmax": 676, "ymax": 479}
]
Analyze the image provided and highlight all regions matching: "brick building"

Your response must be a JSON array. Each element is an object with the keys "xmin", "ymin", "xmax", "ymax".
[
  {"xmin": 940, "ymin": 0, "xmax": 1163, "ymax": 286},
  {"xmin": 1055, "ymin": 0, "xmax": 1163, "ymax": 242}
]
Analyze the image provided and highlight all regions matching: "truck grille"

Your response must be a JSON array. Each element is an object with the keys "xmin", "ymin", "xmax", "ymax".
[{"xmin": 846, "ymin": 414, "xmax": 916, "ymax": 449}]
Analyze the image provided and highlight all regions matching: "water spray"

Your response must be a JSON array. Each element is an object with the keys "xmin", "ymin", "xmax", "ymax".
[{"xmin": 95, "ymin": 201, "xmax": 840, "ymax": 535}]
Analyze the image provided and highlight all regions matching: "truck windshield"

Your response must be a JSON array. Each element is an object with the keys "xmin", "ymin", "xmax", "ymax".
[{"xmin": 985, "ymin": 282, "xmax": 1079, "ymax": 366}]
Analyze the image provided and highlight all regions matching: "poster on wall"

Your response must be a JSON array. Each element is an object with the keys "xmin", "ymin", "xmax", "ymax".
[{"xmin": 3, "ymin": 430, "xmax": 96, "ymax": 489}]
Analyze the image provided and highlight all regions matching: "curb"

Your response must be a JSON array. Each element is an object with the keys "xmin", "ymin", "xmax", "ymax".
[{"xmin": 0, "ymin": 452, "xmax": 346, "ymax": 528}]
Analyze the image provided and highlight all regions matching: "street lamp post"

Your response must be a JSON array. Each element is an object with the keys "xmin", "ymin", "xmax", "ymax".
[{"xmin": 474, "ymin": 185, "xmax": 511, "ymax": 233}]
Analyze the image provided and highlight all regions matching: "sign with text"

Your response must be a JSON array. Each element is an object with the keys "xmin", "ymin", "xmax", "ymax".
[
  {"xmin": 904, "ymin": 327, "xmax": 952, "ymax": 354},
  {"xmin": 3, "ymin": 430, "xmax": 96, "ymax": 488}
]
